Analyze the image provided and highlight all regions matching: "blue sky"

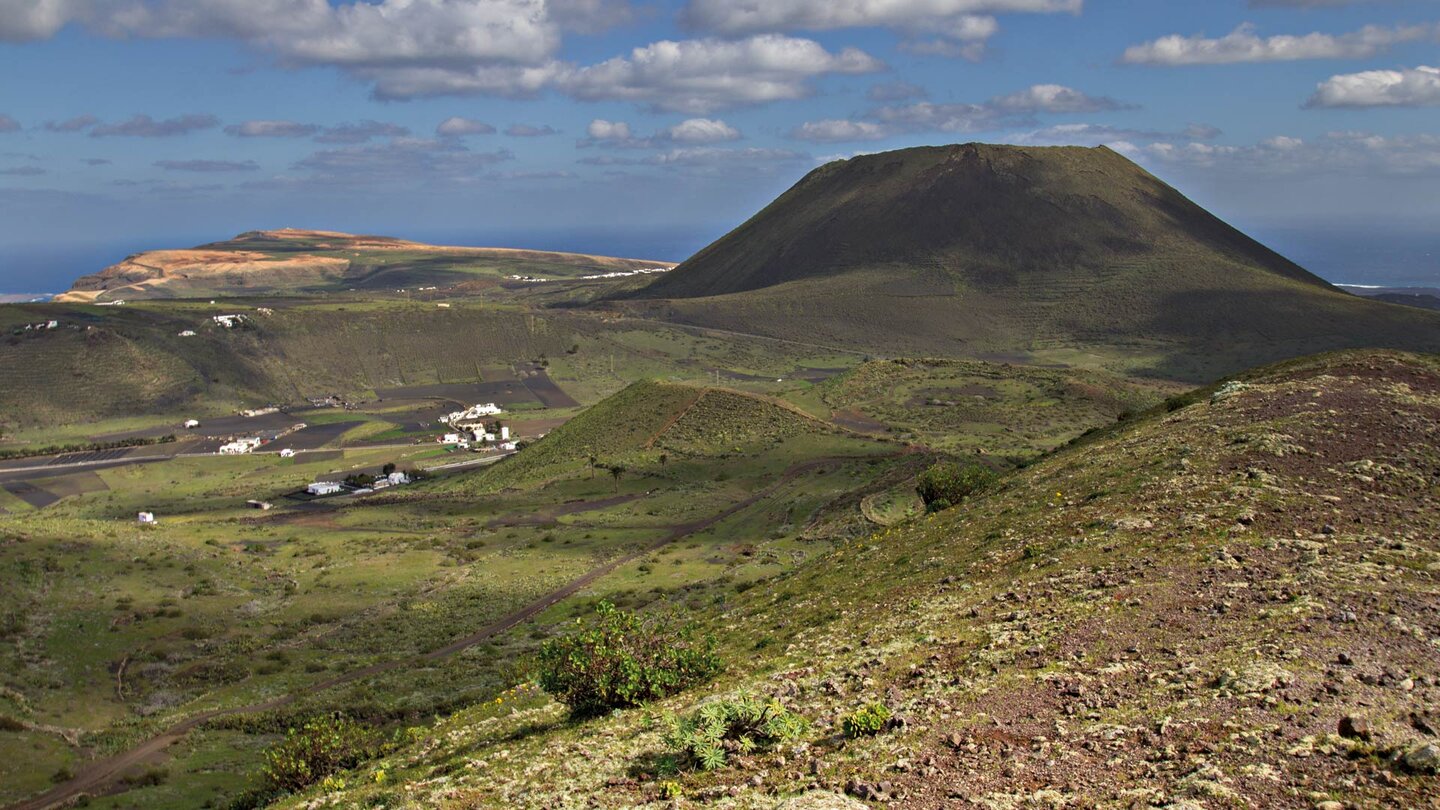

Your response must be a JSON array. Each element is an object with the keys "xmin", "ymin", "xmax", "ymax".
[{"xmin": 1, "ymin": 0, "xmax": 1438, "ymax": 291}]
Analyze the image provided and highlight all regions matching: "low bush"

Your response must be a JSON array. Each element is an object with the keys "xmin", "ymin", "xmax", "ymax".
[
  {"xmin": 537, "ymin": 602, "xmax": 721, "ymax": 718},
  {"xmin": 915, "ymin": 462, "xmax": 997, "ymax": 512},
  {"xmin": 261, "ymin": 714, "xmax": 383, "ymax": 794},
  {"xmin": 841, "ymin": 702, "xmax": 893, "ymax": 738},
  {"xmin": 662, "ymin": 694, "xmax": 807, "ymax": 771}
]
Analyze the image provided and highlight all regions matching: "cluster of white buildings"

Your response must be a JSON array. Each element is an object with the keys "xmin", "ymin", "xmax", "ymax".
[
  {"xmin": 578, "ymin": 266, "xmax": 671, "ymax": 280},
  {"xmin": 307, "ymin": 471, "xmax": 410, "ymax": 497},
  {"xmin": 440, "ymin": 424, "xmax": 514, "ymax": 450},
  {"xmin": 218, "ymin": 436, "xmax": 263, "ymax": 455},
  {"xmin": 20, "ymin": 320, "xmax": 60, "ymax": 332},
  {"xmin": 440, "ymin": 402, "xmax": 504, "ymax": 426},
  {"xmin": 213, "ymin": 314, "xmax": 248, "ymax": 328}
]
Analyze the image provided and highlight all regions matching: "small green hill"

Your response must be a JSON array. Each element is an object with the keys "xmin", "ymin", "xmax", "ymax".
[
  {"xmin": 479, "ymin": 380, "xmax": 834, "ymax": 488},
  {"xmin": 624, "ymin": 143, "xmax": 1440, "ymax": 381}
]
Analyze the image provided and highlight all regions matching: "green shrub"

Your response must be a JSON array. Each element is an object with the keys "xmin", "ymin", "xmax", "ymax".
[
  {"xmin": 915, "ymin": 462, "xmax": 997, "ymax": 512},
  {"xmin": 841, "ymin": 702, "xmax": 893, "ymax": 738},
  {"xmin": 261, "ymin": 714, "xmax": 383, "ymax": 795},
  {"xmin": 662, "ymin": 694, "xmax": 807, "ymax": 771},
  {"xmin": 537, "ymin": 602, "xmax": 721, "ymax": 718}
]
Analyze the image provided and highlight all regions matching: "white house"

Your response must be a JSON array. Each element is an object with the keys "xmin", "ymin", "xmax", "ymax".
[
  {"xmin": 387, "ymin": 471, "xmax": 411, "ymax": 486},
  {"xmin": 500, "ymin": 426, "xmax": 510, "ymax": 441},
  {"xmin": 440, "ymin": 433, "xmax": 463, "ymax": 445},
  {"xmin": 279, "ymin": 448, "xmax": 297, "ymax": 458},
  {"xmin": 214, "ymin": 314, "xmax": 247, "ymax": 328},
  {"xmin": 178, "ymin": 330, "xmax": 196, "ymax": 337},
  {"xmin": 499, "ymin": 442, "xmax": 518, "ymax": 451},
  {"xmin": 137, "ymin": 512, "xmax": 156, "ymax": 525},
  {"xmin": 307, "ymin": 481, "xmax": 342, "ymax": 496},
  {"xmin": 218, "ymin": 437, "xmax": 262, "ymax": 455},
  {"xmin": 183, "ymin": 419, "xmax": 200, "ymax": 429}
]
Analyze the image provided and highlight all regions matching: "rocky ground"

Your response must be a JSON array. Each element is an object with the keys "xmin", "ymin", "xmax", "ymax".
[{"xmin": 280, "ymin": 350, "xmax": 1440, "ymax": 810}]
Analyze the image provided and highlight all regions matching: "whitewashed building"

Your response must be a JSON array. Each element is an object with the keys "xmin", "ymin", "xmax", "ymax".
[{"xmin": 307, "ymin": 481, "xmax": 342, "ymax": 496}]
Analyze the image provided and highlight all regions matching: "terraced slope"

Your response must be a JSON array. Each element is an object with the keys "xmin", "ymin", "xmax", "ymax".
[
  {"xmin": 477, "ymin": 380, "xmax": 835, "ymax": 488},
  {"xmin": 294, "ymin": 349, "xmax": 1440, "ymax": 808},
  {"xmin": 55, "ymin": 228, "xmax": 673, "ymax": 302},
  {"xmin": 625, "ymin": 144, "xmax": 1440, "ymax": 380}
]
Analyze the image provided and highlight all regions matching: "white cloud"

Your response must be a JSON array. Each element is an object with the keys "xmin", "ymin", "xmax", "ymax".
[
  {"xmin": 1307, "ymin": 65, "xmax": 1440, "ymax": 108},
  {"xmin": 1122, "ymin": 22, "xmax": 1436, "ymax": 66},
  {"xmin": 0, "ymin": 0, "xmax": 586, "ymax": 100},
  {"xmin": 313, "ymin": 120, "xmax": 410, "ymax": 144},
  {"xmin": 435, "ymin": 117, "xmax": 496, "ymax": 137},
  {"xmin": 662, "ymin": 118, "xmax": 740, "ymax": 143},
  {"xmin": 872, "ymin": 101, "xmax": 1011, "ymax": 133},
  {"xmin": 560, "ymin": 34, "xmax": 883, "ymax": 113},
  {"xmin": 788, "ymin": 119, "xmax": 890, "ymax": 142},
  {"xmin": 224, "ymin": 120, "xmax": 320, "ymax": 138},
  {"xmin": 586, "ymin": 119, "xmax": 633, "ymax": 141},
  {"xmin": 989, "ymin": 83, "xmax": 1130, "ymax": 113}
]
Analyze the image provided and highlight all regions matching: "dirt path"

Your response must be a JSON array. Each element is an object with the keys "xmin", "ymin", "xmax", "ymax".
[{"xmin": 5, "ymin": 454, "xmax": 882, "ymax": 810}]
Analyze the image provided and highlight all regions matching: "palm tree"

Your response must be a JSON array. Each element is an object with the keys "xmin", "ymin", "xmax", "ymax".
[{"xmin": 609, "ymin": 464, "xmax": 625, "ymax": 492}]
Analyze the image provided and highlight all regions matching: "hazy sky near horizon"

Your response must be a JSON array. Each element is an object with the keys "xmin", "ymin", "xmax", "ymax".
[{"xmin": 1, "ymin": 0, "xmax": 1439, "ymax": 290}]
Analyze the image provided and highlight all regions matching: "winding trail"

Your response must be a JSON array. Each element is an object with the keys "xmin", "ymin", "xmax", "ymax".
[{"xmin": 6, "ymin": 454, "xmax": 882, "ymax": 810}]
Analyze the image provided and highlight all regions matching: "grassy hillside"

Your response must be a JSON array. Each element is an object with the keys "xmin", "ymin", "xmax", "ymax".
[
  {"xmin": 0, "ymin": 299, "xmax": 581, "ymax": 431},
  {"xmin": 476, "ymin": 380, "xmax": 836, "ymax": 489},
  {"xmin": 623, "ymin": 144, "xmax": 1440, "ymax": 381},
  {"xmin": 273, "ymin": 349, "xmax": 1440, "ymax": 808},
  {"xmin": 807, "ymin": 357, "xmax": 1178, "ymax": 457},
  {"xmin": 55, "ymin": 229, "xmax": 673, "ymax": 303}
]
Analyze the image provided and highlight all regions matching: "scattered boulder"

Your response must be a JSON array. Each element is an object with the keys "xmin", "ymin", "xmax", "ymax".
[
  {"xmin": 1338, "ymin": 715, "xmax": 1371, "ymax": 741},
  {"xmin": 1402, "ymin": 743, "xmax": 1440, "ymax": 774}
]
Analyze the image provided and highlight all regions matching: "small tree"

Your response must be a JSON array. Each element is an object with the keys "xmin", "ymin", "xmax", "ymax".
[
  {"xmin": 381, "ymin": 463, "xmax": 397, "ymax": 476},
  {"xmin": 915, "ymin": 462, "xmax": 996, "ymax": 512},
  {"xmin": 609, "ymin": 464, "xmax": 626, "ymax": 492},
  {"xmin": 658, "ymin": 453, "xmax": 668, "ymax": 466},
  {"xmin": 538, "ymin": 602, "xmax": 721, "ymax": 718}
]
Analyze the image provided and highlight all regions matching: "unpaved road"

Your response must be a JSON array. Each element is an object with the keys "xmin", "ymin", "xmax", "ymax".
[{"xmin": 5, "ymin": 454, "xmax": 881, "ymax": 810}]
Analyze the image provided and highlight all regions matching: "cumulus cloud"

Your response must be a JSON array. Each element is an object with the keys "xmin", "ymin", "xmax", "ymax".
[
  {"xmin": 0, "ymin": 0, "xmax": 582, "ymax": 100},
  {"xmin": 662, "ymin": 118, "xmax": 740, "ymax": 143},
  {"xmin": 788, "ymin": 118, "xmax": 890, "ymax": 142},
  {"xmin": 0, "ymin": 114, "xmax": 18, "ymax": 133},
  {"xmin": 436, "ymin": 117, "xmax": 496, "ymax": 136},
  {"xmin": 561, "ymin": 34, "xmax": 883, "ymax": 113},
  {"xmin": 681, "ymin": 0, "xmax": 1081, "ymax": 60},
  {"xmin": 1122, "ymin": 22, "xmax": 1436, "ymax": 66},
  {"xmin": 581, "ymin": 117, "xmax": 741, "ymax": 149},
  {"xmin": 90, "ymin": 114, "xmax": 219, "ymax": 137},
  {"xmin": 581, "ymin": 145, "xmax": 806, "ymax": 171},
  {"xmin": 586, "ymin": 119, "xmax": 633, "ymax": 141},
  {"xmin": 224, "ymin": 120, "xmax": 320, "ymax": 138},
  {"xmin": 1007, "ymin": 121, "xmax": 1222, "ymax": 146},
  {"xmin": 44, "ymin": 114, "xmax": 99, "ymax": 132},
  {"xmin": 155, "ymin": 159, "xmax": 260, "ymax": 172},
  {"xmin": 1307, "ymin": 65, "xmax": 1440, "ymax": 108},
  {"xmin": 506, "ymin": 123, "xmax": 558, "ymax": 136}
]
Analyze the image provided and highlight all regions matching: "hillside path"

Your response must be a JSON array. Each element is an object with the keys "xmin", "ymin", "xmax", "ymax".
[{"xmin": 5, "ymin": 453, "xmax": 888, "ymax": 810}]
